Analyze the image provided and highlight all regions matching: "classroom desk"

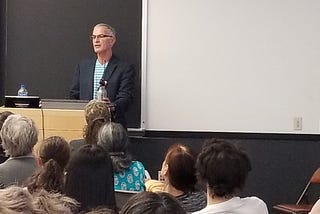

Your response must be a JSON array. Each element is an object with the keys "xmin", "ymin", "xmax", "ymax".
[{"xmin": 0, "ymin": 105, "xmax": 86, "ymax": 152}]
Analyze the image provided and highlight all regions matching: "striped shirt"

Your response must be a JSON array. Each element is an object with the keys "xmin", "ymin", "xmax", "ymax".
[{"xmin": 93, "ymin": 59, "xmax": 108, "ymax": 99}]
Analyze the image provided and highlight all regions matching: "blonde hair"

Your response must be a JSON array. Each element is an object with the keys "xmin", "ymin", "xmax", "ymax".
[
  {"xmin": 0, "ymin": 186, "xmax": 37, "ymax": 214},
  {"xmin": 32, "ymin": 189, "xmax": 79, "ymax": 214},
  {"xmin": 83, "ymin": 100, "xmax": 111, "ymax": 144}
]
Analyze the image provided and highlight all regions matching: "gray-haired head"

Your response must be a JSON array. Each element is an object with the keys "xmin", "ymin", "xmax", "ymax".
[
  {"xmin": 94, "ymin": 23, "xmax": 116, "ymax": 37},
  {"xmin": 97, "ymin": 122, "xmax": 132, "ymax": 172},
  {"xmin": 97, "ymin": 122, "xmax": 128, "ymax": 153},
  {"xmin": 0, "ymin": 114, "xmax": 38, "ymax": 157}
]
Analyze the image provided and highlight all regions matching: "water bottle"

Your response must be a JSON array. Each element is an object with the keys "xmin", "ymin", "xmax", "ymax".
[
  {"xmin": 17, "ymin": 84, "xmax": 28, "ymax": 96},
  {"xmin": 96, "ymin": 80, "xmax": 108, "ymax": 101}
]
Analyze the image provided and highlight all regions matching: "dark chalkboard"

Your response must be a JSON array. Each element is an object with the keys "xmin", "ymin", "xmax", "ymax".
[{"xmin": 2, "ymin": 0, "xmax": 142, "ymax": 128}]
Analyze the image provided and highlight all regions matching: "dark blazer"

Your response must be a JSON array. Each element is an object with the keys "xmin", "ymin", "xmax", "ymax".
[{"xmin": 69, "ymin": 55, "xmax": 135, "ymax": 127}]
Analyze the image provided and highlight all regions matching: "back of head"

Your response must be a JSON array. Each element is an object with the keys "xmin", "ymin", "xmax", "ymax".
[
  {"xmin": 97, "ymin": 122, "xmax": 132, "ymax": 173},
  {"xmin": 32, "ymin": 189, "xmax": 79, "ymax": 214},
  {"xmin": 39, "ymin": 136, "xmax": 70, "ymax": 169},
  {"xmin": 196, "ymin": 139, "xmax": 251, "ymax": 197},
  {"xmin": 0, "ymin": 111, "xmax": 13, "ymax": 130},
  {"xmin": 27, "ymin": 159, "xmax": 64, "ymax": 194},
  {"xmin": 0, "ymin": 185, "xmax": 36, "ymax": 214},
  {"xmin": 163, "ymin": 144, "xmax": 197, "ymax": 192},
  {"xmin": 121, "ymin": 191, "xmax": 186, "ymax": 214},
  {"xmin": 0, "ymin": 111, "xmax": 13, "ymax": 157},
  {"xmin": 64, "ymin": 144, "xmax": 115, "ymax": 211},
  {"xmin": 85, "ymin": 206, "xmax": 117, "ymax": 214},
  {"xmin": 84, "ymin": 100, "xmax": 111, "ymax": 144},
  {"xmin": 0, "ymin": 114, "xmax": 38, "ymax": 157}
]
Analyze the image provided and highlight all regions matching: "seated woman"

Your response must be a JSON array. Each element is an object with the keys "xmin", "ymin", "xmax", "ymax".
[
  {"xmin": 26, "ymin": 136, "xmax": 71, "ymax": 193},
  {"xmin": 97, "ymin": 122, "xmax": 145, "ymax": 192},
  {"xmin": 121, "ymin": 191, "xmax": 186, "ymax": 214},
  {"xmin": 64, "ymin": 144, "xmax": 116, "ymax": 212},
  {"xmin": 0, "ymin": 114, "xmax": 39, "ymax": 187},
  {"xmin": 145, "ymin": 144, "xmax": 206, "ymax": 212},
  {"xmin": 193, "ymin": 139, "xmax": 268, "ymax": 214}
]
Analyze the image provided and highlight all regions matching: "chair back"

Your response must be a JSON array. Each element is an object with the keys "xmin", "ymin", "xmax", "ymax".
[
  {"xmin": 273, "ymin": 167, "xmax": 320, "ymax": 214},
  {"xmin": 296, "ymin": 167, "xmax": 320, "ymax": 204},
  {"xmin": 115, "ymin": 190, "xmax": 139, "ymax": 210}
]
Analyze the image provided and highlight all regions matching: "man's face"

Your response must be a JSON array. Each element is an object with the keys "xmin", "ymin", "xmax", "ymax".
[{"xmin": 91, "ymin": 26, "xmax": 115, "ymax": 54}]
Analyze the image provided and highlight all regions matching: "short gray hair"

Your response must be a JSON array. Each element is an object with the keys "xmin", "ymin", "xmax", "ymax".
[
  {"xmin": 94, "ymin": 23, "xmax": 116, "ymax": 37},
  {"xmin": 0, "ymin": 114, "xmax": 38, "ymax": 157}
]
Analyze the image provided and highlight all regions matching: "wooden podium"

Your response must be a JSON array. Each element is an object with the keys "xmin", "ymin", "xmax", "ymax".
[{"xmin": 0, "ymin": 99, "xmax": 87, "ymax": 152}]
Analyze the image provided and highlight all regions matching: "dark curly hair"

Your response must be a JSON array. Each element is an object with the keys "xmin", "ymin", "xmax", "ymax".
[{"xmin": 196, "ymin": 139, "xmax": 251, "ymax": 197}]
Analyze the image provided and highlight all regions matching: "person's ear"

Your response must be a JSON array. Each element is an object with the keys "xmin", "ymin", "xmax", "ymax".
[
  {"xmin": 37, "ymin": 157, "xmax": 43, "ymax": 167},
  {"xmin": 110, "ymin": 37, "xmax": 116, "ymax": 46},
  {"xmin": 161, "ymin": 163, "xmax": 168, "ymax": 176}
]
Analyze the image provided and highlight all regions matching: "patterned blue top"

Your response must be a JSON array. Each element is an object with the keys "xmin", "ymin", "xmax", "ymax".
[{"xmin": 114, "ymin": 161, "xmax": 145, "ymax": 191}]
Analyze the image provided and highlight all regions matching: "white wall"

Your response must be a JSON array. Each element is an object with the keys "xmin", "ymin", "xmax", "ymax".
[{"xmin": 145, "ymin": 0, "xmax": 320, "ymax": 133}]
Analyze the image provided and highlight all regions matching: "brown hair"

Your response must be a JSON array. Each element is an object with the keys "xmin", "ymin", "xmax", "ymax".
[
  {"xmin": 27, "ymin": 159, "xmax": 64, "ymax": 193},
  {"xmin": 164, "ymin": 144, "xmax": 197, "ymax": 192},
  {"xmin": 39, "ymin": 136, "xmax": 70, "ymax": 169}
]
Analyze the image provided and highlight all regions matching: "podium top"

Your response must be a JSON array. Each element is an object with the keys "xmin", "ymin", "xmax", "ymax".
[{"xmin": 41, "ymin": 99, "xmax": 89, "ymax": 110}]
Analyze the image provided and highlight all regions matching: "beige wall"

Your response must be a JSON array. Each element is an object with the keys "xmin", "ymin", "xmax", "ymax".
[{"xmin": 0, "ymin": 107, "xmax": 86, "ymax": 153}]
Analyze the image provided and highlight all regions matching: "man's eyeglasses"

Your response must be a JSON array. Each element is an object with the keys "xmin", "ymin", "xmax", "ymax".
[{"xmin": 90, "ymin": 34, "xmax": 113, "ymax": 40}]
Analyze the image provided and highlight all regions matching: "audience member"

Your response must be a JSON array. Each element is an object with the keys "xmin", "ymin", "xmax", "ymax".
[
  {"xmin": 37, "ymin": 136, "xmax": 71, "ymax": 168},
  {"xmin": 0, "ymin": 111, "xmax": 13, "ymax": 129},
  {"xmin": 193, "ymin": 139, "xmax": 268, "ymax": 214},
  {"xmin": 310, "ymin": 198, "xmax": 320, "ymax": 214},
  {"xmin": 98, "ymin": 122, "xmax": 145, "ymax": 191},
  {"xmin": 84, "ymin": 206, "xmax": 117, "ymax": 214},
  {"xmin": 64, "ymin": 144, "xmax": 116, "ymax": 212},
  {"xmin": 70, "ymin": 99, "xmax": 111, "ymax": 153},
  {"xmin": 0, "ymin": 185, "xmax": 38, "ymax": 213},
  {"xmin": 120, "ymin": 191, "xmax": 186, "ymax": 214},
  {"xmin": 32, "ymin": 189, "xmax": 79, "ymax": 214},
  {"xmin": 0, "ymin": 111, "xmax": 13, "ymax": 164},
  {"xmin": 0, "ymin": 114, "xmax": 39, "ymax": 187},
  {"xmin": 145, "ymin": 144, "xmax": 206, "ymax": 212},
  {"xmin": 27, "ymin": 136, "xmax": 70, "ymax": 193}
]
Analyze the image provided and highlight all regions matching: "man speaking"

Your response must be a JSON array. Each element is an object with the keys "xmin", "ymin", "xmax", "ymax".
[{"xmin": 69, "ymin": 23, "xmax": 135, "ymax": 128}]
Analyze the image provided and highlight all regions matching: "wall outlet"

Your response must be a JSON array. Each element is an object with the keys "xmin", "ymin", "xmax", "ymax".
[{"xmin": 293, "ymin": 117, "xmax": 302, "ymax": 130}]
